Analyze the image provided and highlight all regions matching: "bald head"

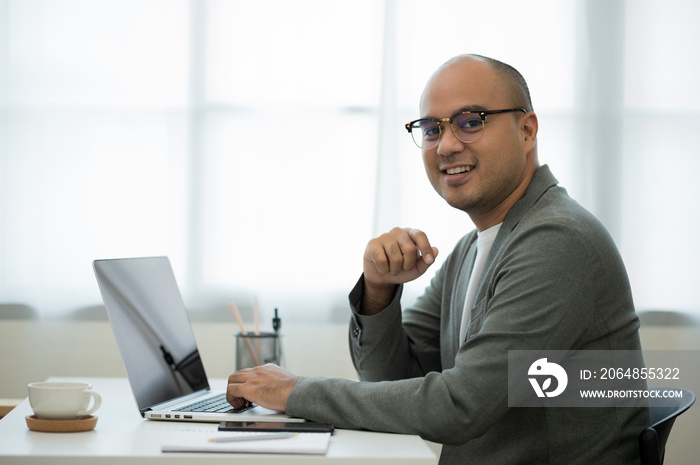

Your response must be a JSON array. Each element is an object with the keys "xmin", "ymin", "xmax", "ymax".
[{"xmin": 423, "ymin": 54, "xmax": 533, "ymax": 113}]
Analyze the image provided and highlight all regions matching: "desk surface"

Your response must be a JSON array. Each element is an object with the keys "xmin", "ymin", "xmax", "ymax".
[{"xmin": 0, "ymin": 377, "xmax": 437, "ymax": 465}]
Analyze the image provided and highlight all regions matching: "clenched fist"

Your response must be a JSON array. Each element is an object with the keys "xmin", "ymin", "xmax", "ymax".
[{"xmin": 361, "ymin": 227, "xmax": 438, "ymax": 315}]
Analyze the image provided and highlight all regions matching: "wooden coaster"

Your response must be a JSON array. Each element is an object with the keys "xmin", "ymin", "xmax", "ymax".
[{"xmin": 25, "ymin": 415, "xmax": 98, "ymax": 433}]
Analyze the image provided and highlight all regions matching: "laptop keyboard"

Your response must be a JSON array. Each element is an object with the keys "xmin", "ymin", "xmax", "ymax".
[{"xmin": 174, "ymin": 393, "xmax": 252, "ymax": 414}]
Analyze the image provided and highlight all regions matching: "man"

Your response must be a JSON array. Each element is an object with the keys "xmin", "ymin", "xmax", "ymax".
[{"xmin": 227, "ymin": 55, "xmax": 649, "ymax": 464}]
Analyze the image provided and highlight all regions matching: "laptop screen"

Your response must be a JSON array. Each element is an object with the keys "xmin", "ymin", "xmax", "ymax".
[{"xmin": 94, "ymin": 257, "xmax": 210, "ymax": 413}]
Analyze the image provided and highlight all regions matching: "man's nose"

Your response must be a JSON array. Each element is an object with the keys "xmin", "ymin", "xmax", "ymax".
[{"xmin": 436, "ymin": 125, "xmax": 465, "ymax": 157}]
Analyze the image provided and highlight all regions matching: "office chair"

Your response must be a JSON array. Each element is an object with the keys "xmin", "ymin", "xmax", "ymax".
[{"xmin": 639, "ymin": 387, "xmax": 695, "ymax": 465}]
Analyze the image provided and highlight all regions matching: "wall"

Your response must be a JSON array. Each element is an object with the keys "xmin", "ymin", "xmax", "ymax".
[{"xmin": 0, "ymin": 319, "xmax": 357, "ymax": 399}]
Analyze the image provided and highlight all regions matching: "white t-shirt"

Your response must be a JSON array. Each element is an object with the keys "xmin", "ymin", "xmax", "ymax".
[{"xmin": 459, "ymin": 223, "xmax": 502, "ymax": 342}]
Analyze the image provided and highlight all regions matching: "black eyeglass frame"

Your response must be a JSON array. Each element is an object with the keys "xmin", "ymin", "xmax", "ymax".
[{"xmin": 405, "ymin": 107, "xmax": 528, "ymax": 149}]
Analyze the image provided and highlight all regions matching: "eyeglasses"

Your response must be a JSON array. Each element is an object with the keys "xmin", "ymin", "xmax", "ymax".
[{"xmin": 405, "ymin": 108, "xmax": 527, "ymax": 149}]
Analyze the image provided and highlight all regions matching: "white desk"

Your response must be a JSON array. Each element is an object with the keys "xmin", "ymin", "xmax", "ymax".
[{"xmin": 0, "ymin": 377, "xmax": 437, "ymax": 465}]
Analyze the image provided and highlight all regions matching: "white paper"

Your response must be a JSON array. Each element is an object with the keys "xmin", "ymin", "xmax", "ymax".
[{"xmin": 162, "ymin": 431, "xmax": 331, "ymax": 455}]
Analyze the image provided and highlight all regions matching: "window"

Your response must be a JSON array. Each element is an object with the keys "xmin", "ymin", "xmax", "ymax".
[{"xmin": 1, "ymin": 0, "xmax": 698, "ymax": 319}]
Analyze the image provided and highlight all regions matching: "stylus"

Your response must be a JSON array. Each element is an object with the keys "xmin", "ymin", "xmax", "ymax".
[{"xmin": 208, "ymin": 432, "xmax": 297, "ymax": 443}]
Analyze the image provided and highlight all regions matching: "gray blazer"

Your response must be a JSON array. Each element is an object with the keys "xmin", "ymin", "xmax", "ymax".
[{"xmin": 286, "ymin": 165, "xmax": 649, "ymax": 465}]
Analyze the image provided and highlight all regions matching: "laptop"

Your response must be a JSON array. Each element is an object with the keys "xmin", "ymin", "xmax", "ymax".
[{"xmin": 93, "ymin": 256, "xmax": 304, "ymax": 423}]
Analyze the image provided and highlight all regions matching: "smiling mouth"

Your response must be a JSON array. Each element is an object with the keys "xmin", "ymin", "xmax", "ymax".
[{"xmin": 445, "ymin": 166, "xmax": 473, "ymax": 175}]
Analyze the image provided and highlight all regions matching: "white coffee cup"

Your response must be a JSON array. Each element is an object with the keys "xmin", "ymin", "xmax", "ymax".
[{"xmin": 28, "ymin": 382, "xmax": 102, "ymax": 420}]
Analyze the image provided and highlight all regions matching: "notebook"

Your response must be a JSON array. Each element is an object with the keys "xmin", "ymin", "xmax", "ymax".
[{"xmin": 93, "ymin": 256, "xmax": 304, "ymax": 423}]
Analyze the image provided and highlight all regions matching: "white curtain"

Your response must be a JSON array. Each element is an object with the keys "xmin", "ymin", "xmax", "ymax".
[{"xmin": 1, "ymin": 0, "xmax": 699, "ymax": 320}]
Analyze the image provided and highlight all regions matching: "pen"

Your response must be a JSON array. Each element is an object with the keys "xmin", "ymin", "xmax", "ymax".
[{"xmin": 208, "ymin": 432, "xmax": 297, "ymax": 443}]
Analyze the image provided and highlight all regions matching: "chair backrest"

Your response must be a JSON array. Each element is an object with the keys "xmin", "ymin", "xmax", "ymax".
[
  {"xmin": 639, "ymin": 388, "xmax": 695, "ymax": 465},
  {"xmin": 0, "ymin": 303, "xmax": 37, "ymax": 319}
]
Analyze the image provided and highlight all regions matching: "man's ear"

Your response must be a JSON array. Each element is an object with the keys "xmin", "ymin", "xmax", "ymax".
[{"xmin": 521, "ymin": 111, "xmax": 538, "ymax": 152}]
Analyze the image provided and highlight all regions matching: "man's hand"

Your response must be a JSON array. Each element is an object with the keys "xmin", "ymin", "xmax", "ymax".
[
  {"xmin": 361, "ymin": 227, "xmax": 438, "ymax": 315},
  {"xmin": 226, "ymin": 364, "xmax": 300, "ymax": 413}
]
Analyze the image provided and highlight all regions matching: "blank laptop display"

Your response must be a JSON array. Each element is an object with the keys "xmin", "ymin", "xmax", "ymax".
[{"xmin": 93, "ymin": 256, "xmax": 303, "ymax": 423}]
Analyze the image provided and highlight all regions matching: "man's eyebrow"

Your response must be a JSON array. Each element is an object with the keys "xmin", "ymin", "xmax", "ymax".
[
  {"xmin": 421, "ymin": 104, "xmax": 489, "ymax": 119},
  {"xmin": 455, "ymin": 104, "xmax": 489, "ymax": 113}
]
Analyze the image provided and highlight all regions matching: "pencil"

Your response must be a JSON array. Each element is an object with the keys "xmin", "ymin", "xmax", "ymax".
[
  {"xmin": 253, "ymin": 297, "xmax": 261, "ymax": 362},
  {"xmin": 230, "ymin": 301, "xmax": 261, "ymax": 367}
]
